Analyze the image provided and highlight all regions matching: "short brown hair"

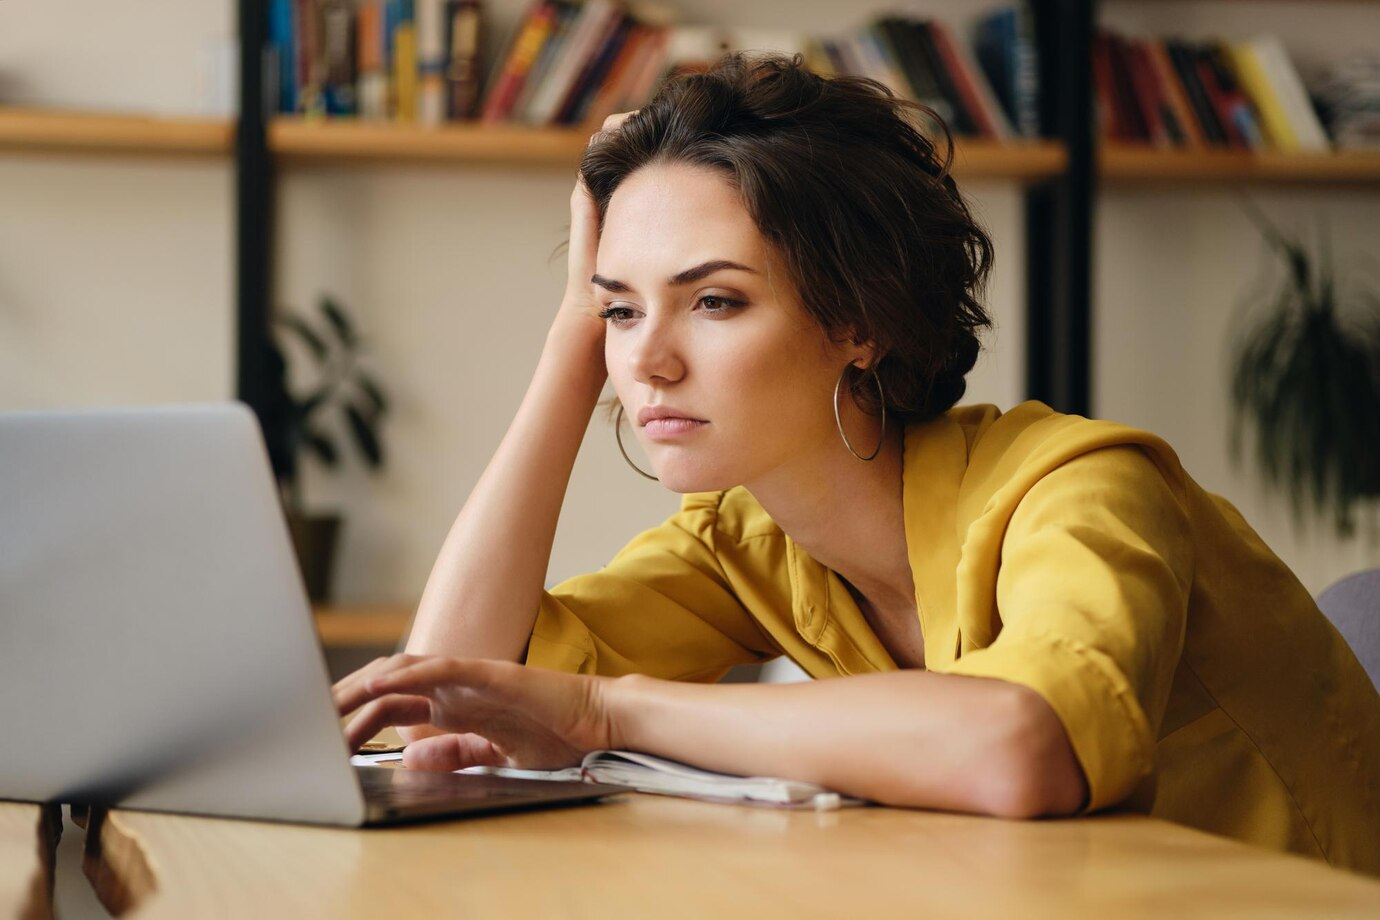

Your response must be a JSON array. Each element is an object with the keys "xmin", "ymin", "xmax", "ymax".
[{"xmin": 580, "ymin": 52, "xmax": 995, "ymax": 423}]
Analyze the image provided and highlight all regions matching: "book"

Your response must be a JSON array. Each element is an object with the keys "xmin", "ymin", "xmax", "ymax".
[
  {"xmin": 269, "ymin": 0, "xmax": 299, "ymax": 113},
  {"xmin": 554, "ymin": 8, "xmax": 632, "ymax": 125},
  {"xmin": 480, "ymin": 0, "xmax": 559, "ymax": 123},
  {"xmin": 444, "ymin": 0, "xmax": 484, "ymax": 120},
  {"xmin": 1248, "ymin": 34, "xmax": 1330, "ymax": 151},
  {"xmin": 356, "ymin": 0, "xmax": 389, "ymax": 119},
  {"xmin": 352, "ymin": 749, "xmax": 861, "ymax": 810},
  {"xmin": 1167, "ymin": 39, "xmax": 1227, "ymax": 146},
  {"xmin": 973, "ymin": 5, "xmax": 1039, "ymax": 138},
  {"xmin": 1145, "ymin": 38, "xmax": 1205, "ymax": 148},
  {"xmin": 392, "ymin": 6, "xmax": 419, "ymax": 121},
  {"xmin": 416, "ymin": 0, "xmax": 448, "ymax": 124},
  {"xmin": 930, "ymin": 19, "xmax": 1012, "ymax": 140},
  {"xmin": 913, "ymin": 21, "xmax": 976, "ymax": 136},
  {"xmin": 523, "ymin": 0, "xmax": 621, "ymax": 124},
  {"xmin": 320, "ymin": 0, "xmax": 357, "ymax": 116},
  {"xmin": 1225, "ymin": 40, "xmax": 1297, "ymax": 150}
]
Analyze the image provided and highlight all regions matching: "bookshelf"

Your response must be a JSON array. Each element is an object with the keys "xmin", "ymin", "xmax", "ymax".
[
  {"xmin": 0, "ymin": 107, "xmax": 233, "ymax": 158},
  {"xmin": 10, "ymin": 106, "xmax": 1378, "ymax": 186},
  {"xmin": 1101, "ymin": 143, "xmax": 1380, "ymax": 183},
  {"xmin": 268, "ymin": 115, "xmax": 1070, "ymax": 178}
]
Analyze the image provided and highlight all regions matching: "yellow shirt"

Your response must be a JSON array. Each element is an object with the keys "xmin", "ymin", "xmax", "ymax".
[{"xmin": 527, "ymin": 401, "xmax": 1380, "ymax": 875}]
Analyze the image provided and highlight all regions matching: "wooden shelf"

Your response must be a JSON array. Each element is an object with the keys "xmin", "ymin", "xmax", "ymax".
[
  {"xmin": 1100, "ymin": 144, "xmax": 1380, "ymax": 184},
  {"xmin": 0, "ymin": 107, "xmax": 233, "ymax": 158},
  {"xmin": 269, "ymin": 117, "xmax": 1068, "ymax": 180},
  {"xmin": 313, "ymin": 605, "xmax": 414, "ymax": 649}
]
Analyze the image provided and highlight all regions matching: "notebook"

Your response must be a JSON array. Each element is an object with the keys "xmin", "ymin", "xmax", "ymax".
[{"xmin": 355, "ymin": 749, "xmax": 863, "ymax": 810}]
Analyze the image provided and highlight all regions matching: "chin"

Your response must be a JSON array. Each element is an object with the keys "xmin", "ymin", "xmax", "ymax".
[{"xmin": 650, "ymin": 459, "xmax": 744, "ymax": 495}]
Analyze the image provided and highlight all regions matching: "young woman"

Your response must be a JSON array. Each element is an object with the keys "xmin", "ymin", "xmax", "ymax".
[{"xmin": 334, "ymin": 54, "xmax": 1379, "ymax": 875}]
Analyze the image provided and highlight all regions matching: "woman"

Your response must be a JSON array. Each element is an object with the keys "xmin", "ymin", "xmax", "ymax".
[{"xmin": 334, "ymin": 54, "xmax": 1379, "ymax": 874}]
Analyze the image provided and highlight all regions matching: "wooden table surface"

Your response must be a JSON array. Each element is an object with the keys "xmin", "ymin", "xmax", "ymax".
[{"xmin": 5, "ymin": 794, "xmax": 1379, "ymax": 919}]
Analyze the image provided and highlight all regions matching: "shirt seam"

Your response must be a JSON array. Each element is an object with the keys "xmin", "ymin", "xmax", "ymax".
[{"xmin": 1182, "ymin": 658, "xmax": 1330, "ymax": 862}]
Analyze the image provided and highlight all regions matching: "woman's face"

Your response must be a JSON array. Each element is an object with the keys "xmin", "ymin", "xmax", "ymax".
[{"xmin": 596, "ymin": 163, "xmax": 864, "ymax": 493}]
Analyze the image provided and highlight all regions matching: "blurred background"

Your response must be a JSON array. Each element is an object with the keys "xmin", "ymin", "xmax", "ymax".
[{"xmin": 2, "ymin": 0, "xmax": 1378, "ymax": 678}]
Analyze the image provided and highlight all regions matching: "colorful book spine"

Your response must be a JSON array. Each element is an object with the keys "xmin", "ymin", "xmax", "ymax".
[
  {"xmin": 444, "ymin": 0, "xmax": 484, "ymax": 120},
  {"xmin": 1226, "ymin": 41, "xmax": 1297, "ymax": 151},
  {"xmin": 269, "ymin": 0, "xmax": 298, "ymax": 113},
  {"xmin": 416, "ymin": 0, "xmax": 448, "ymax": 125},
  {"xmin": 1145, "ymin": 39, "xmax": 1205, "ymax": 148},
  {"xmin": 481, "ymin": 0, "xmax": 558, "ymax": 123},
  {"xmin": 356, "ymin": 0, "xmax": 388, "ymax": 119},
  {"xmin": 391, "ymin": 1, "xmax": 418, "ymax": 121}
]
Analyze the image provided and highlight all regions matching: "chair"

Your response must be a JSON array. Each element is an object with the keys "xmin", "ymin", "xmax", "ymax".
[{"xmin": 1316, "ymin": 569, "xmax": 1380, "ymax": 691}]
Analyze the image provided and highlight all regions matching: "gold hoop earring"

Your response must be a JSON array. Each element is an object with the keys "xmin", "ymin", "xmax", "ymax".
[
  {"xmin": 833, "ymin": 364, "xmax": 887, "ymax": 462},
  {"xmin": 614, "ymin": 404, "xmax": 659, "ymax": 481}
]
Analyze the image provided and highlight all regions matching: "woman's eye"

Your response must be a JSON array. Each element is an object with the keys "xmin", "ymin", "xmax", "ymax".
[
  {"xmin": 597, "ymin": 306, "xmax": 637, "ymax": 326},
  {"xmin": 698, "ymin": 295, "xmax": 745, "ymax": 314}
]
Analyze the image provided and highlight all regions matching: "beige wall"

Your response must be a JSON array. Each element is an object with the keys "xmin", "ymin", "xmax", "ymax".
[{"xmin": 1, "ymin": 1, "xmax": 1376, "ymax": 611}]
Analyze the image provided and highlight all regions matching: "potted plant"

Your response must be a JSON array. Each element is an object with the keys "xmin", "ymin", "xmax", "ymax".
[
  {"xmin": 1228, "ymin": 201, "xmax": 1380, "ymax": 538},
  {"xmin": 261, "ymin": 294, "xmax": 389, "ymax": 600}
]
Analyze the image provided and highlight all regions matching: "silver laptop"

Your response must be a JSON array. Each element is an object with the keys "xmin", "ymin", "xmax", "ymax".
[{"xmin": 0, "ymin": 403, "xmax": 617, "ymax": 825}]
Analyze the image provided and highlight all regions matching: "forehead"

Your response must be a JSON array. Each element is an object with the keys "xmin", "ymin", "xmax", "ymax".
[{"xmin": 599, "ymin": 163, "xmax": 767, "ymax": 270}]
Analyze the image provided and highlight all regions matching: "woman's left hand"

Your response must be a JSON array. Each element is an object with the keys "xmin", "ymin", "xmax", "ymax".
[{"xmin": 333, "ymin": 656, "xmax": 618, "ymax": 772}]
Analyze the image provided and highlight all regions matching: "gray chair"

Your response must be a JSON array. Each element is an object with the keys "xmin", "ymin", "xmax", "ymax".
[{"xmin": 1316, "ymin": 569, "xmax": 1380, "ymax": 691}]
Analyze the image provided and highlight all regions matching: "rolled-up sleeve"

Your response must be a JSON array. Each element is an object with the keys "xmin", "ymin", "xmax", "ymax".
[
  {"xmin": 525, "ymin": 492, "xmax": 778, "ymax": 681},
  {"xmin": 944, "ymin": 445, "xmax": 1195, "ymax": 812}
]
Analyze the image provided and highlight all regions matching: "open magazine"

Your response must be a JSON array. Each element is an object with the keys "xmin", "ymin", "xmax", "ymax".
[{"xmin": 352, "ymin": 748, "xmax": 863, "ymax": 810}]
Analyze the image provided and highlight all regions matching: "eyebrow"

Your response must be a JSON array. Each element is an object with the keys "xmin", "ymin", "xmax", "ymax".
[{"xmin": 591, "ymin": 259, "xmax": 758, "ymax": 294}]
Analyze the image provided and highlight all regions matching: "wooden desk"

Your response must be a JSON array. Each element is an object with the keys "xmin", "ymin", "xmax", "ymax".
[{"xmin": 6, "ymin": 796, "xmax": 1378, "ymax": 918}]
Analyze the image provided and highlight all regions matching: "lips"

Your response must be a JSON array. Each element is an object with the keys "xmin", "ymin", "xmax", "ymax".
[{"xmin": 636, "ymin": 406, "xmax": 707, "ymax": 427}]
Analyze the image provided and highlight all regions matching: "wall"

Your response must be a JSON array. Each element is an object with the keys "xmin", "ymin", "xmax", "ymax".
[
  {"xmin": 1, "ymin": 1, "xmax": 1375, "ymax": 620},
  {"xmin": 1095, "ymin": 1, "xmax": 1380, "ymax": 590}
]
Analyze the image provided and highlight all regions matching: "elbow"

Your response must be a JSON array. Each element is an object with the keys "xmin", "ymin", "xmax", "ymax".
[{"xmin": 977, "ymin": 686, "xmax": 1089, "ymax": 820}]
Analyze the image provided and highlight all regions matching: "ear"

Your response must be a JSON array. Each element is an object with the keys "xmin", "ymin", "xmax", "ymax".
[{"xmin": 848, "ymin": 338, "xmax": 881, "ymax": 371}]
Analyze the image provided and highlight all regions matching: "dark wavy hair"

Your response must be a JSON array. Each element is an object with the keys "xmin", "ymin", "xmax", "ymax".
[{"xmin": 580, "ymin": 52, "xmax": 995, "ymax": 424}]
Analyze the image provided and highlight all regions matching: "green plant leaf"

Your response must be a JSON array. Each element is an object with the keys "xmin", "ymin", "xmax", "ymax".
[
  {"xmin": 303, "ymin": 427, "xmax": 340, "ymax": 468},
  {"xmin": 319, "ymin": 295, "xmax": 357, "ymax": 349},
  {"xmin": 345, "ymin": 402, "xmax": 384, "ymax": 469},
  {"xmin": 275, "ymin": 311, "xmax": 330, "ymax": 364},
  {"xmin": 355, "ymin": 371, "xmax": 389, "ymax": 415}
]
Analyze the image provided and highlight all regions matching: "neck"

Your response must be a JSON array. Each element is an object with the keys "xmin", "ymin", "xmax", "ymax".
[{"xmin": 745, "ymin": 419, "xmax": 913, "ymax": 608}]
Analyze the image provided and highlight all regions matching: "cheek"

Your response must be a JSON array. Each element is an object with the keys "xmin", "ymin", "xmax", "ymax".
[
  {"xmin": 604, "ymin": 335, "xmax": 634, "ymax": 401},
  {"xmin": 713, "ymin": 327, "xmax": 837, "ymax": 427}
]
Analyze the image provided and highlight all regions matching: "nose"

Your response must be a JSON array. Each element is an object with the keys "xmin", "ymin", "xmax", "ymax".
[{"xmin": 625, "ymin": 312, "xmax": 686, "ymax": 386}]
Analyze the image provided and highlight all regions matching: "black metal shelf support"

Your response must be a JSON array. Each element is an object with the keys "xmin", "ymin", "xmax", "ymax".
[
  {"xmin": 1026, "ymin": 0, "xmax": 1096, "ymax": 417},
  {"xmin": 235, "ymin": 0, "xmax": 273, "ymax": 422}
]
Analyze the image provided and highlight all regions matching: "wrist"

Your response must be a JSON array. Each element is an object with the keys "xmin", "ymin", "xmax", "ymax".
[{"xmin": 603, "ymin": 672, "xmax": 652, "ymax": 752}]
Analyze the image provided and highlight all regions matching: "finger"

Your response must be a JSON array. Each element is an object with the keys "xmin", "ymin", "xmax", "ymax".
[
  {"xmin": 365, "ymin": 657, "xmax": 502, "ymax": 700},
  {"xmin": 599, "ymin": 110, "xmax": 636, "ymax": 136},
  {"xmin": 343, "ymin": 694, "xmax": 433, "ymax": 752},
  {"xmin": 403, "ymin": 733, "xmax": 508, "ymax": 773},
  {"xmin": 334, "ymin": 653, "xmax": 430, "ymax": 714}
]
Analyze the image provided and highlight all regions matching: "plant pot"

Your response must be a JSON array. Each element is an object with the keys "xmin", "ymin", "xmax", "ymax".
[{"xmin": 287, "ymin": 512, "xmax": 342, "ymax": 603}]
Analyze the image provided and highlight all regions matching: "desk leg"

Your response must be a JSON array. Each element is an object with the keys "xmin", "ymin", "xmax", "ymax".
[
  {"xmin": 0, "ymin": 801, "xmax": 60, "ymax": 920},
  {"xmin": 82, "ymin": 808, "xmax": 156, "ymax": 917}
]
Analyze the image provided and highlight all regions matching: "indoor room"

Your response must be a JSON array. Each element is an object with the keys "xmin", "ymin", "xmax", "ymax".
[{"xmin": 3, "ymin": 0, "xmax": 1378, "ymax": 915}]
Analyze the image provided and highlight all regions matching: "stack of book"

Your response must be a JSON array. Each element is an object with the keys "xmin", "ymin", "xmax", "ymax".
[
  {"xmin": 479, "ymin": 3, "xmax": 1040, "ymax": 137},
  {"xmin": 1093, "ymin": 30, "xmax": 1331, "ymax": 153},
  {"xmin": 269, "ymin": 0, "xmax": 486, "ymax": 123},
  {"xmin": 266, "ymin": 0, "xmax": 1041, "ymax": 142}
]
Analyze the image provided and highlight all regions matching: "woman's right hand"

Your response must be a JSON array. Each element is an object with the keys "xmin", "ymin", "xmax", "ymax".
[{"xmin": 555, "ymin": 113, "xmax": 636, "ymax": 340}]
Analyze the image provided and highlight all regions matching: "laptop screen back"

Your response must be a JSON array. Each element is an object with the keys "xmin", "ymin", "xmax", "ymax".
[{"xmin": 0, "ymin": 404, "xmax": 366, "ymax": 825}]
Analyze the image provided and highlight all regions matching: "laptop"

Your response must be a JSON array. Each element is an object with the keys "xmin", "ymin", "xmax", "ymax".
[{"xmin": 0, "ymin": 403, "xmax": 619, "ymax": 825}]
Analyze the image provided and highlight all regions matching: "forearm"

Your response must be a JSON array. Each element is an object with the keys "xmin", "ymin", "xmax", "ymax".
[
  {"xmin": 607, "ymin": 670, "xmax": 1087, "ymax": 818},
  {"xmin": 406, "ymin": 316, "xmax": 605, "ymax": 665}
]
